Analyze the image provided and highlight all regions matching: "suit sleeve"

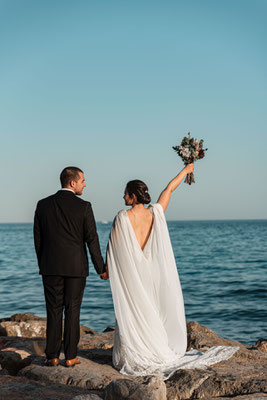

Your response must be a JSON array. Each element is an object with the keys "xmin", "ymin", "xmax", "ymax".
[
  {"xmin": 84, "ymin": 203, "xmax": 105, "ymax": 274},
  {"xmin": 33, "ymin": 203, "xmax": 42, "ymax": 270}
]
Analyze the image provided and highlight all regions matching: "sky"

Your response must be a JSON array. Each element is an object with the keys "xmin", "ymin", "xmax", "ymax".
[{"xmin": 1, "ymin": 0, "xmax": 266, "ymax": 222}]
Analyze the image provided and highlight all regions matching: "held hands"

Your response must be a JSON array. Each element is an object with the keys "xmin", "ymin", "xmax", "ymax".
[
  {"xmin": 100, "ymin": 264, "xmax": 109, "ymax": 280},
  {"xmin": 185, "ymin": 163, "xmax": 194, "ymax": 174}
]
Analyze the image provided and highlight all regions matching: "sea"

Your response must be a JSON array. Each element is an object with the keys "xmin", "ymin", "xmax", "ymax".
[{"xmin": 0, "ymin": 220, "xmax": 266, "ymax": 345}]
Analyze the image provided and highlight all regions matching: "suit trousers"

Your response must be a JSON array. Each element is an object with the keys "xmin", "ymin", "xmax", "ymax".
[{"xmin": 42, "ymin": 275, "xmax": 86, "ymax": 360}]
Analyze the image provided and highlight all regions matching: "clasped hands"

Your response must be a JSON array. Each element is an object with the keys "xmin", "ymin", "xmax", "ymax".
[{"xmin": 100, "ymin": 264, "xmax": 109, "ymax": 280}]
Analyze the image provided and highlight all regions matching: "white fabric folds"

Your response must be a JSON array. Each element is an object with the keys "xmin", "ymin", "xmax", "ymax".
[{"xmin": 107, "ymin": 203, "xmax": 238, "ymax": 379}]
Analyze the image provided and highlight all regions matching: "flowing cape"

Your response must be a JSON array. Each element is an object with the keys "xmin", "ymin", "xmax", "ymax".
[{"xmin": 107, "ymin": 204, "xmax": 238, "ymax": 379}]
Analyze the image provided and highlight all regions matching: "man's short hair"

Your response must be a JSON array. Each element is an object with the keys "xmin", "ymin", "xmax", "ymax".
[{"xmin": 60, "ymin": 166, "xmax": 83, "ymax": 188}]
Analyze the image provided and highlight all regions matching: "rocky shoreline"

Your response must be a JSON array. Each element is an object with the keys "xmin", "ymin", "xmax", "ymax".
[{"xmin": 0, "ymin": 313, "xmax": 266, "ymax": 400}]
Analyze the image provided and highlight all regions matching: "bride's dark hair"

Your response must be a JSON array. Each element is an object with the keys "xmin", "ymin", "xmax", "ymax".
[{"xmin": 126, "ymin": 180, "xmax": 151, "ymax": 205}]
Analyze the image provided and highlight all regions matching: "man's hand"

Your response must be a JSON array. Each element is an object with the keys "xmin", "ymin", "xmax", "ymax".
[
  {"xmin": 100, "ymin": 271, "xmax": 109, "ymax": 280},
  {"xmin": 100, "ymin": 265, "xmax": 109, "ymax": 280}
]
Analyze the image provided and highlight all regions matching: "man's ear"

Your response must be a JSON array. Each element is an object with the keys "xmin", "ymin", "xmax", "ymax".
[{"xmin": 70, "ymin": 180, "xmax": 76, "ymax": 188}]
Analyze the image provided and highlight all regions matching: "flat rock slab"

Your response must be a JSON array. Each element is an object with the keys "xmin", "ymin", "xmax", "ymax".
[
  {"xmin": 19, "ymin": 355, "xmax": 126, "ymax": 390},
  {"xmin": 78, "ymin": 332, "xmax": 114, "ymax": 350},
  {"xmin": 0, "ymin": 313, "xmax": 95, "ymax": 339},
  {"xmin": 104, "ymin": 376, "xmax": 167, "ymax": 400},
  {"xmin": 0, "ymin": 375, "xmax": 102, "ymax": 400},
  {"xmin": 166, "ymin": 348, "xmax": 267, "ymax": 400}
]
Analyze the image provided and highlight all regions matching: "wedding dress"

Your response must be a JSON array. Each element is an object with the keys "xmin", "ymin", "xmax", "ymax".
[{"xmin": 107, "ymin": 203, "xmax": 238, "ymax": 380}]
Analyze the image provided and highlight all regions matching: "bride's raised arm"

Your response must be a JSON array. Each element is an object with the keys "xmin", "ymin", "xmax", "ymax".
[{"xmin": 157, "ymin": 163, "xmax": 194, "ymax": 212}]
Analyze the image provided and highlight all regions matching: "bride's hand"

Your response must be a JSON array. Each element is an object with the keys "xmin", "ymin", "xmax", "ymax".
[{"xmin": 185, "ymin": 163, "xmax": 194, "ymax": 174}]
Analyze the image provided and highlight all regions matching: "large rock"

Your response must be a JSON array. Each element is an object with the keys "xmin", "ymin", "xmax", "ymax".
[
  {"xmin": 0, "ymin": 314, "xmax": 47, "ymax": 338},
  {"xmin": 0, "ymin": 313, "xmax": 96, "ymax": 338},
  {"xmin": 254, "ymin": 339, "xmax": 267, "ymax": 353},
  {"xmin": 0, "ymin": 375, "xmax": 102, "ymax": 400},
  {"xmin": 0, "ymin": 347, "xmax": 33, "ymax": 375},
  {"xmin": 19, "ymin": 355, "xmax": 126, "ymax": 390},
  {"xmin": 186, "ymin": 321, "xmax": 246, "ymax": 350},
  {"xmin": 0, "ymin": 332, "xmax": 114, "ymax": 377},
  {"xmin": 78, "ymin": 332, "xmax": 114, "ymax": 350},
  {"xmin": 0, "ymin": 336, "xmax": 45, "ymax": 375},
  {"xmin": 0, "ymin": 321, "xmax": 47, "ymax": 338},
  {"xmin": 104, "ymin": 376, "xmax": 166, "ymax": 400},
  {"xmin": 0, "ymin": 365, "xmax": 9, "ymax": 376},
  {"xmin": 166, "ymin": 347, "xmax": 267, "ymax": 400}
]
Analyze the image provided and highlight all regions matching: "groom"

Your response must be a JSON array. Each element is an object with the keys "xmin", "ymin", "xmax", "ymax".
[{"xmin": 34, "ymin": 166, "xmax": 105, "ymax": 367}]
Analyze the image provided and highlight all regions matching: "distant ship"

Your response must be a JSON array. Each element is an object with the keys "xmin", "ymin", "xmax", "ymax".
[{"xmin": 101, "ymin": 220, "xmax": 109, "ymax": 224}]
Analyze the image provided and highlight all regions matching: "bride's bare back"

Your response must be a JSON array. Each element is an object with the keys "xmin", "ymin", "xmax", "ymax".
[
  {"xmin": 100, "ymin": 165, "xmax": 195, "ymax": 281},
  {"xmin": 127, "ymin": 208, "xmax": 153, "ymax": 250}
]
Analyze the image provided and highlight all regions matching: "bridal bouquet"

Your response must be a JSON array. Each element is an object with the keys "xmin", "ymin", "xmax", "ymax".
[{"xmin": 172, "ymin": 132, "xmax": 208, "ymax": 185}]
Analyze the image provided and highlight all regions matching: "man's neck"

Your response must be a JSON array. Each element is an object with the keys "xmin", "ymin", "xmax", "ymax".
[{"xmin": 61, "ymin": 188, "xmax": 75, "ymax": 194}]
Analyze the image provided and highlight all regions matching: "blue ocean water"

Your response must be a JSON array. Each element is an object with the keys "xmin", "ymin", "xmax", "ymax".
[{"xmin": 0, "ymin": 220, "xmax": 266, "ymax": 345}]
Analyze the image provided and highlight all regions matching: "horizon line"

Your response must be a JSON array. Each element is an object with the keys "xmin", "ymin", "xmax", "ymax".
[{"xmin": 0, "ymin": 218, "xmax": 267, "ymax": 224}]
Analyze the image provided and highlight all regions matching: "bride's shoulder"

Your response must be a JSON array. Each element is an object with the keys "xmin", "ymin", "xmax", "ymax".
[
  {"xmin": 117, "ymin": 209, "xmax": 126, "ymax": 217},
  {"xmin": 149, "ymin": 203, "xmax": 164, "ymax": 214},
  {"xmin": 149, "ymin": 203, "xmax": 165, "ymax": 221},
  {"xmin": 110, "ymin": 210, "xmax": 127, "ymax": 229},
  {"xmin": 114, "ymin": 209, "xmax": 127, "ymax": 222}
]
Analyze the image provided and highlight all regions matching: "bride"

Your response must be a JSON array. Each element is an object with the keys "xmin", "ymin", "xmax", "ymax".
[{"xmin": 101, "ymin": 164, "xmax": 238, "ymax": 379}]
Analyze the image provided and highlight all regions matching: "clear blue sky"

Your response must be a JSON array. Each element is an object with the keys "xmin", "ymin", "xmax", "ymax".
[{"xmin": 1, "ymin": 0, "xmax": 266, "ymax": 222}]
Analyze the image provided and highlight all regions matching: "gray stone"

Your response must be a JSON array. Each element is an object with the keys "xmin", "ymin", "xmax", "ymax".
[
  {"xmin": 19, "ymin": 355, "xmax": 126, "ymax": 390},
  {"xmin": 0, "ymin": 336, "xmax": 45, "ymax": 375},
  {"xmin": 0, "ymin": 366, "xmax": 9, "ymax": 376},
  {"xmin": 0, "ymin": 346, "xmax": 34, "ymax": 375},
  {"xmin": 186, "ymin": 320, "xmax": 246, "ymax": 350},
  {"xmin": 0, "ymin": 375, "xmax": 98, "ymax": 400},
  {"xmin": 72, "ymin": 395, "xmax": 103, "ymax": 400},
  {"xmin": 254, "ymin": 338, "xmax": 267, "ymax": 353},
  {"xmin": 0, "ymin": 320, "xmax": 47, "ymax": 338},
  {"xmin": 166, "ymin": 347, "xmax": 267, "ymax": 399},
  {"xmin": 104, "ymin": 376, "xmax": 166, "ymax": 400},
  {"xmin": 78, "ymin": 332, "xmax": 114, "ymax": 350},
  {"xmin": 0, "ymin": 313, "xmax": 95, "ymax": 338}
]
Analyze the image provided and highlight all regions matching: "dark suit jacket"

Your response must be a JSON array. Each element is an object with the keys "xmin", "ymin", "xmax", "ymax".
[{"xmin": 34, "ymin": 190, "xmax": 105, "ymax": 276}]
